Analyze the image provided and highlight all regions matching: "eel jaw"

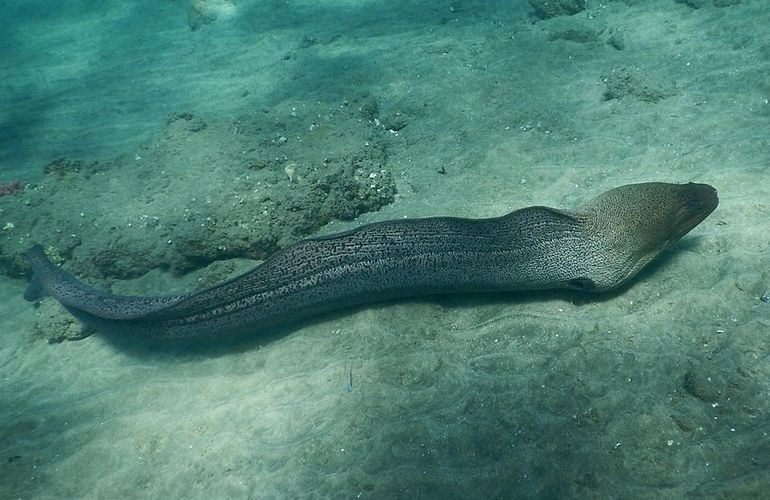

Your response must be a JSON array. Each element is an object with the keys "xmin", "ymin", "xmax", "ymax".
[{"xmin": 669, "ymin": 183, "xmax": 719, "ymax": 242}]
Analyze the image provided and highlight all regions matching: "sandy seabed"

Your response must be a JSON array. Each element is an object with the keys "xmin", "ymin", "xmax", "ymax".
[{"xmin": 1, "ymin": 0, "xmax": 769, "ymax": 498}]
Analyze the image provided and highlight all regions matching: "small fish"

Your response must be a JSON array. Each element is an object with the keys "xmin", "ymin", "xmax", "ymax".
[{"xmin": 344, "ymin": 363, "xmax": 353, "ymax": 393}]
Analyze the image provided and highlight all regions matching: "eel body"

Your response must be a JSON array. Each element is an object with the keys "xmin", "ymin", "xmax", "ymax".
[{"xmin": 24, "ymin": 182, "xmax": 718, "ymax": 340}]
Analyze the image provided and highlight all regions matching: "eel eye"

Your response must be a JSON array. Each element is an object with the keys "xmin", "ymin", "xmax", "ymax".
[{"xmin": 567, "ymin": 277, "xmax": 596, "ymax": 291}]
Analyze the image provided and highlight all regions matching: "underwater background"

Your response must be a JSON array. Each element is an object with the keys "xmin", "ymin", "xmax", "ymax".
[{"xmin": 1, "ymin": 0, "xmax": 769, "ymax": 498}]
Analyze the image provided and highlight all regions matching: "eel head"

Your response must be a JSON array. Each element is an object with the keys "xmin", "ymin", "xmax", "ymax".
[{"xmin": 577, "ymin": 182, "xmax": 718, "ymax": 291}]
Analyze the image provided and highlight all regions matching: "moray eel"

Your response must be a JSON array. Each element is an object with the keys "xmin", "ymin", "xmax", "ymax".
[{"xmin": 24, "ymin": 182, "xmax": 718, "ymax": 340}]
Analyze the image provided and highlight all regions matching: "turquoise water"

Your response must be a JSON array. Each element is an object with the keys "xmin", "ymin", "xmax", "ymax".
[{"xmin": 1, "ymin": 0, "xmax": 769, "ymax": 498}]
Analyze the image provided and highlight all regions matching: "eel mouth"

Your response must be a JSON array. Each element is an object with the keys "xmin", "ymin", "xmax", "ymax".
[{"xmin": 672, "ymin": 183, "xmax": 719, "ymax": 240}]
